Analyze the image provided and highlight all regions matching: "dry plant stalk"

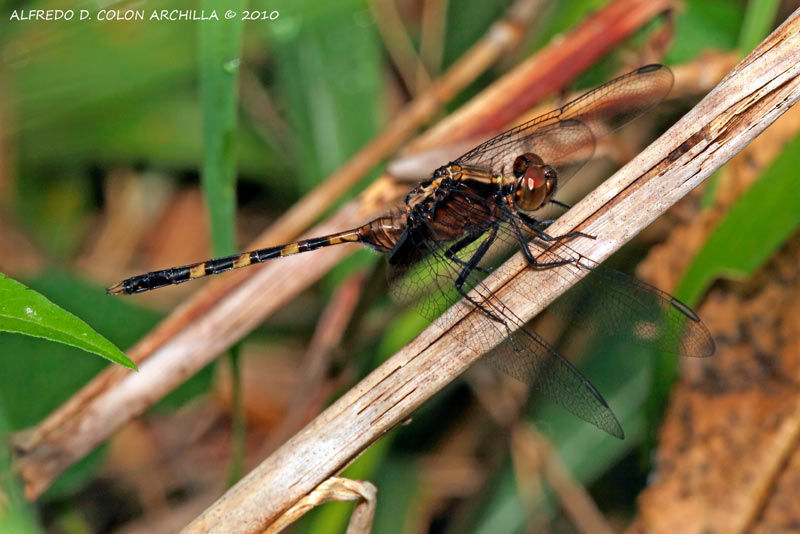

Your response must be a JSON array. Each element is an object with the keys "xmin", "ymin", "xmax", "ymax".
[
  {"xmin": 511, "ymin": 424, "xmax": 615, "ymax": 534},
  {"xmin": 261, "ymin": 272, "xmax": 367, "ymax": 453},
  {"xmin": 11, "ymin": 0, "xmax": 670, "ymax": 499},
  {"xmin": 371, "ymin": 0, "xmax": 434, "ymax": 93},
  {"xmin": 263, "ymin": 477, "xmax": 376, "ymax": 534},
  {"xmin": 183, "ymin": 11, "xmax": 800, "ymax": 534}
]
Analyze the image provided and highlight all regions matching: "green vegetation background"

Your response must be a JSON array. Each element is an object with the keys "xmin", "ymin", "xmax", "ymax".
[{"xmin": 1, "ymin": 0, "xmax": 797, "ymax": 532}]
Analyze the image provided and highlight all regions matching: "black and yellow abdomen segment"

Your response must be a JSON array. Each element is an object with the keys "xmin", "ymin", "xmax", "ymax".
[{"xmin": 107, "ymin": 228, "xmax": 364, "ymax": 295}]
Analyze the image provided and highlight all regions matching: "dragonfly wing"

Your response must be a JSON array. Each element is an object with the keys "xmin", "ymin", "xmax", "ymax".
[
  {"xmin": 554, "ymin": 64, "xmax": 674, "ymax": 136},
  {"xmin": 456, "ymin": 119, "xmax": 596, "ymax": 192},
  {"xmin": 386, "ymin": 191, "xmax": 625, "ymax": 438},
  {"xmin": 455, "ymin": 65, "xmax": 673, "ymax": 190},
  {"xmin": 481, "ymin": 325, "xmax": 624, "ymax": 438},
  {"xmin": 543, "ymin": 254, "xmax": 716, "ymax": 359},
  {"xmin": 491, "ymin": 217, "xmax": 715, "ymax": 359}
]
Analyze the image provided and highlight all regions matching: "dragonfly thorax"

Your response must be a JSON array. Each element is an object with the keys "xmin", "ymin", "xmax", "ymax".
[{"xmin": 512, "ymin": 152, "xmax": 557, "ymax": 212}]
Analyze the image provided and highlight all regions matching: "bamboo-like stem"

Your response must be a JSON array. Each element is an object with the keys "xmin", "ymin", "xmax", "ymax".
[
  {"xmin": 183, "ymin": 12, "xmax": 800, "ymax": 533},
  {"xmin": 12, "ymin": 0, "xmax": 671, "ymax": 499}
]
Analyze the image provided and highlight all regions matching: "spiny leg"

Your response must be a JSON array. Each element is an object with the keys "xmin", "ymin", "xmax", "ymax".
[
  {"xmin": 532, "ymin": 218, "xmax": 558, "ymax": 228},
  {"xmin": 518, "ymin": 212, "xmax": 595, "ymax": 243},
  {"xmin": 511, "ymin": 215, "xmax": 581, "ymax": 269},
  {"xmin": 447, "ymin": 225, "xmax": 514, "ymax": 334},
  {"xmin": 444, "ymin": 232, "xmax": 491, "ymax": 275},
  {"xmin": 522, "ymin": 200, "xmax": 573, "ymax": 231},
  {"xmin": 548, "ymin": 199, "xmax": 572, "ymax": 210}
]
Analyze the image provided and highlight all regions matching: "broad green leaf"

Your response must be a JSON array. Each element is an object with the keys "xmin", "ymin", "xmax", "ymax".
[
  {"xmin": 0, "ymin": 273, "xmax": 135, "ymax": 369},
  {"xmin": 0, "ymin": 271, "xmax": 160, "ymax": 429},
  {"xmin": 676, "ymin": 133, "xmax": 800, "ymax": 305}
]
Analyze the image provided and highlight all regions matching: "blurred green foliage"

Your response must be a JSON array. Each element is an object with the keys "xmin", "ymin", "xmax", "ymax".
[
  {"xmin": 199, "ymin": 0, "xmax": 246, "ymax": 256},
  {"xmin": 678, "ymin": 132, "xmax": 800, "ymax": 305},
  {"xmin": 1, "ymin": 0, "xmax": 797, "ymax": 532},
  {"xmin": 0, "ymin": 406, "xmax": 42, "ymax": 534},
  {"xmin": 266, "ymin": 0, "xmax": 382, "ymax": 193}
]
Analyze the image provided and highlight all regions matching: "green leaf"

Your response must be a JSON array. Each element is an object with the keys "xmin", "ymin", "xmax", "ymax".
[
  {"xmin": 676, "ymin": 133, "xmax": 800, "ymax": 305},
  {"xmin": 738, "ymin": 0, "xmax": 780, "ymax": 56},
  {"xmin": 266, "ymin": 0, "xmax": 382, "ymax": 194},
  {"xmin": 0, "ymin": 273, "xmax": 135, "ymax": 369},
  {"xmin": 667, "ymin": 0, "xmax": 745, "ymax": 64},
  {"xmin": 199, "ymin": 0, "xmax": 246, "ymax": 256}
]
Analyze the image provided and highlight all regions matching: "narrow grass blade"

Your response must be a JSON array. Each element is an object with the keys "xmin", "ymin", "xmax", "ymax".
[{"xmin": 199, "ymin": 0, "xmax": 246, "ymax": 256}]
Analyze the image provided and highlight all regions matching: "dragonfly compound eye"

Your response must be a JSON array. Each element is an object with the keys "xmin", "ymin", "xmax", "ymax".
[
  {"xmin": 512, "ymin": 152, "xmax": 545, "ymax": 177},
  {"xmin": 515, "ymin": 164, "xmax": 550, "ymax": 211},
  {"xmin": 543, "ymin": 165, "xmax": 558, "ymax": 199}
]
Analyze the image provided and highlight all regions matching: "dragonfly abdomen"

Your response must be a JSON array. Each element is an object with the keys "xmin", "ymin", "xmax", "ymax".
[
  {"xmin": 107, "ymin": 228, "xmax": 369, "ymax": 295},
  {"xmin": 107, "ymin": 249, "xmax": 268, "ymax": 294},
  {"xmin": 107, "ymin": 215, "xmax": 412, "ymax": 295},
  {"xmin": 355, "ymin": 215, "xmax": 407, "ymax": 252}
]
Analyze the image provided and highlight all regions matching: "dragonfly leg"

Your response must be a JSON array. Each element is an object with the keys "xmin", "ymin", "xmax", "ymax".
[
  {"xmin": 511, "ymin": 215, "xmax": 579, "ymax": 269},
  {"xmin": 548, "ymin": 199, "xmax": 572, "ymax": 210},
  {"xmin": 448, "ymin": 225, "xmax": 513, "ymax": 331},
  {"xmin": 444, "ymin": 232, "xmax": 491, "ymax": 274},
  {"xmin": 518, "ymin": 212, "xmax": 595, "ymax": 243}
]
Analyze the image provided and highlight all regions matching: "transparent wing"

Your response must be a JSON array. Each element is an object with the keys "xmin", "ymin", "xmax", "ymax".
[
  {"xmin": 457, "ymin": 120, "xmax": 597, "ymax": 195},
  {"xmin": 546, "ymin": 260, "xmax": 716, "ymax": 359},
  {"xmin": 386, "ymin": 184, "xmax": 713, "ymax": 437},
  {"xmin": 386, "ymin": 205, "xmax": 626, "ymax": 438},
  {"xmin": 455, "ymin": 64, "xmax": 673, "ymax": 182}
]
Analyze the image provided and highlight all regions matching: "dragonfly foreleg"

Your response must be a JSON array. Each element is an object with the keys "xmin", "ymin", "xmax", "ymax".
[
  {"xmin": 548, "ymin": 199, "xmax": 572, "ymax": 210},
  {"xmin": 511, "ymin": 215, "xmax": 579, "ymax": 269},
  {"xmin": 518, "ymin": 212, "xmax": 595, "ymax": 243}
]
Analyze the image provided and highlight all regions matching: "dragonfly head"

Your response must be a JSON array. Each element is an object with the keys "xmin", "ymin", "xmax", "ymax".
[{"xmin": 512, "ymin": 152, "xmax": 557, "ymax": 212}]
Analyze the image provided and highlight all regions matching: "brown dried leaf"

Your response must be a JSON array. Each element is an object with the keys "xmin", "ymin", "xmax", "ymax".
[{"xmin": 628, "ymin": 234, "xmax": 800, "ymax": 534}]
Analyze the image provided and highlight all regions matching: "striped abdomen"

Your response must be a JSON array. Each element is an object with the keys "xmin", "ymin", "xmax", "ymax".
[{"xmin": 107, "ymin": 215, "xmax": 406, "ymax": 295}]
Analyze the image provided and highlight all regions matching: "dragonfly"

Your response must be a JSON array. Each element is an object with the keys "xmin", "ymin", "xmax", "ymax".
[{"xmin": 109, "ymin": 64, "xmax": 715, "ymax": 438}]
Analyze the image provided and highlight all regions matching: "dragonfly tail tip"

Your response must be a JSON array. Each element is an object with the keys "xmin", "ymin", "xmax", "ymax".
[{"xmin": 106, "ymin": 281, "xmax": 127, "ymax": 296}]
